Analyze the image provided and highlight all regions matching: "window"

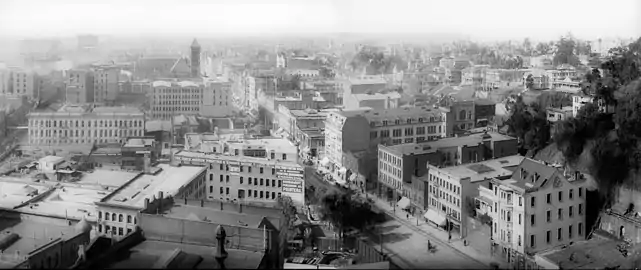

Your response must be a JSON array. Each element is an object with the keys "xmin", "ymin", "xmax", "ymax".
[
  {"xmin": 569, "ymin": 206, "xmax": 574, "ymax": 217},
  {"xmin": 272, "ymin": 179, "xmax": 275, "ymax": 187},
  {"xmin": 272, "ymin": 168, "xmax": 276, "ymax": 175},
  {"xmin": 266, "ymin": 179, "xmax": 270, "ymax": 186},
  {"xmin": 248, "ymin": 167, "xmax": 252, "ymax": 173},
  {"xmin": 557, "ymin": 228, "xmax": 562, "ymax": 241},
  {"xmin": 546, "ymin": 231, "xmax": 551, "ymax": 243},
  {"xmin": 260, "ymin": 167, "xmax": 264, "ymax": 174},
  {"xmin": 569, "ymin": 225, "xmax": 573, "ymax": 239},
  {"xmin": 249, "ymin": 178, "xmax": 252, "ymax": 184},
  {"xmin": 278, "ymin": 180, "xmax": 282, "ymax": 187},
  {"xmin": 209, "ymin": 174, "xmax": 213, "ymax": 181},
  {"xmin": 569, "ymin": 189, "xmax": 574, "ymax": 199},
  {"xmin": 99, "ymin": 212, "xmax": 102, "ymax": 219},
  {"xmin": 220, "ymin": 187, "xmax": 223, "ymax": 194},
  {"xmin": 519, "ymin": 197, "xmax": 522, "ymax": 206},
  {"xmin": 546, "ymin": 210, "xmax": 551, "ymax": 222},
  {"xmin": 105, "ymin": 212, "xmax": 110, "ymax": 221},
  {"xmin": 226, "ymin": 175, "xmax": 229, "ymax": 182},
  {"xmin": 558, "ymin": 209, "xmax": 564, "ymax": 220},
  {"xmin": 282, "ymin": 154, "xmax": 287, "ymax": 160},
  {"xmin": 578, "ymin": 223, "xmax": 583, "ymax": 235},
  {"xmin": 226, "ymin": 187, "xmax": 229, "ymax": 194},
  {"xmin": 530, "ymin": 235, "xmax": 535, "ymax": 247},
  {"xmin": 530, "ymin": 214, "xmax": 536, "ymax": 226},
  {"xmin": 531, "ymin": 197, "xmax": 536, "ymax": 207},
  {"xmin": 579, "ymin": 204, "xmax": 583, "ymax": 215},
  {"xmin": 127, "ymin": 215, "xmax": 132, "ymax": 223},
  {"xmin": 240, "ymin": 177, "xmax": 244, "ymax": 184},
  {"xmin": 546, "ymin": 193, "xmax": 551, "ymax": 204},
  {"xmin": 518, "ymin": 235, "xmax": 522, "ymax": 246},
  {"xmin": 270, "ymin": 152, "xmax": 275, "ymax": 159},
  {"xmin": 578, "ymin": 187, "xmax": 583, "ymax": 197},
  {"xmin": 119, "ymin": 227, "xmax": 124, "ymax": 236},
  {"xmin": 210, "ymin": 186, "xmax": 213, "ymax": 193},
  {"xmin": 260, "ymin": 178, "xmax": 264, "ymax": 185},
  {"xmin": 112, "ymin": 213, "xmax": 116, "ymax": 221},
  {"xmin": 558, "ymin": 191, "xmax": 563, "ymax": 202},
  {"xmin": 260, "ymin": 191, "xmax": 264, "ymax": 198},
  {"xmin": 220, "ymin": 175, "xmax": 223, "ymax": 182},
  {"xmin": 518, "ymin": 214, "xmax": 522, "ymax": 225}
]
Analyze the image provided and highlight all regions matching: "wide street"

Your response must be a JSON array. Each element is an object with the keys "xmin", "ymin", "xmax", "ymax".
[{"xmin": 302, "ymin": 165, "xmax": 488, "ymax": 269}]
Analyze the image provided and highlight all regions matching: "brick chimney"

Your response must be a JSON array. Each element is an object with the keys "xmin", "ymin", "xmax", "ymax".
[{"xmin": 214, "ymin": 225, "xmax": 228, "ymax": 269}]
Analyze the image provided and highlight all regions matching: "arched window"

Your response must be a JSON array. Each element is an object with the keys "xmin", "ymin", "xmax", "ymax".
[
  {"xmin": 111, "ymin": 213, "xmax": 116, "ymax": 221},
  {"xmin": 127, "ymin": 215, "xmax": 132, "ymax": 223},
  {"xmin": 118, "ymin": 214, "xmax": 123, "ymax": 222}
]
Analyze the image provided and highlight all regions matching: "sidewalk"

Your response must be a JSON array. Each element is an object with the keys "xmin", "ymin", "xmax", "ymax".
[{"xmin": 363, "ymin": 192, "xmax": 511, "ymax": 269}]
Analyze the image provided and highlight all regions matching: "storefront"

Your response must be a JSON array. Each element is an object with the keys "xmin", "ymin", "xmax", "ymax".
[{"xmin": 423, "ymin": 208, "xmax": 448, "ymax": 228}]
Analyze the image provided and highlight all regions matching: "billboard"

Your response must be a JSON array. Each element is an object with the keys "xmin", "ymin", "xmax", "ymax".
[{"xmin": 277, "ymin": 167, "xmax": 304, "ymax": 194}]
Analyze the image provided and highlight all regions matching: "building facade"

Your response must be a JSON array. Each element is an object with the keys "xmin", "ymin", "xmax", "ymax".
[
  {"xmin": 425, "ymin": 155, "xmax": 524, "ymax": 238},
  {"xmin": 7, "ymin": 68, "xmax": 37, "ymax": 98},
  {"xmin": 150, "ymin": 79, "xmax": 233, "ymax": 120},
  {"xmin": 28, "ymin": 105, "xmax": 145, "ymax": 146},
  {"xmin": 174, "ymin": 151, "xmax": 305, "ymax": 206},
  {"xmin": 93, "ymin": 66, "xmax": 120, "ymax": 104},
  {"xmin": 66, "ymin": 69, "xmax": 94, "ymax": 104},
  {"xmin": 476, "ymin": 159, "xmax": 589, "ymax": 261}
]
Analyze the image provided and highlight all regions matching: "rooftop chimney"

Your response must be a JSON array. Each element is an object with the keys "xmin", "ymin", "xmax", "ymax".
[{"xmin": 214, "ymin": 225, "xmax": 228, "ymax": 269}]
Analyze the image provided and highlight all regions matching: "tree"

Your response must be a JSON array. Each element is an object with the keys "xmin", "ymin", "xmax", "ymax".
[
  {"xmin": 522, "ymin": 38, "xmax": 532, "ymax": 56},
  {"xmin": 318, "ymin": 190, "xmax": 379, "ymax": 238},
  {"xmin": 535, "ymin": 42, "xmax": 551, "ymax": 55},
  {"xmin": 506, "ymin": 96, "xmax": 549, "ymax": 152},
  {"xmin": 319, "ymin": 67, "xmax": 335, "ymax": 79},
  {"xmin": 525, "ymin": 74, "xmax": 534, "ymax": 90},
  {"xmin": 553, "ymin": 36, "xmax": 580, "ymax": 66}
]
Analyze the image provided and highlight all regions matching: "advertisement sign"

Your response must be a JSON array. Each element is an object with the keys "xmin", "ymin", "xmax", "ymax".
[
  {"xmin": 276, "ymin": 168, "xmax": 304, "ymax": 179},
  {"xmin": 282, "ymin": 179, "xmax": 303, "ymax": 193}
]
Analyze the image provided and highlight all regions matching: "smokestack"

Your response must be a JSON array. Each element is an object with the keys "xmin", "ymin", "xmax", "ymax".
[{"xmin": 214, "ymin": 225, "xmax": 228, "ymax": 269}]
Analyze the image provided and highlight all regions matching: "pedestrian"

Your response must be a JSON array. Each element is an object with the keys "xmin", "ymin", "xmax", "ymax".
[{"xmin": 406, "ymin": 213, "xmax": 409, "ymax": 219}]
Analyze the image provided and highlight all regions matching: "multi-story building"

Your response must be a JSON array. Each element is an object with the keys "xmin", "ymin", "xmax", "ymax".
[
  {"xmin": 297, "ymin": 128, "xmax": 325, "ymax": 159},
  {"xmin": 150, "ymin": 78, "xmax": 233, "ymax": 119},
  {"xmin": 0, "ymin": 67, "xmax": 10, "ymax": 95},
  {"xmin": 95, "ymin": 163, "xmax": 207, "ymax": 240},
  {"xmin": 176, "ymin": 135, "xmax": 304, "ymax": 205},
  {"xmin": 425, "ymin": 155, "xmax": 524, "ymax": 238},
  {"xmin": 7, "ymin": 68, "xmax": 37, "ymax": 98},
  {"xmin": 276, "ymin": 106, "xmax": 328, "ymax": 137},
  {"xmin": 572, "ymin": 93, "xmax": 607, "ymax": 117},
  {"xmin": 324, "ymin": 107, "xmax": 449, "ymax": 182},
  {"xmin": 323, "ymin": 109, "xmax": 372, "ymax": 176},
  {"xmin": 474, "ymin": 99, "xmax": 496, "ymax": 127},
  {"xmin": 523, "ymin": 70, "xmax": 551, "ymax": 90},
  {"xmin": 449, "ymin": 100, "xmax": 476, "ymax": 135},
  {"xmin": 92, "ymin": 65, "xmax": 120, "ymax": 104},
  {"xmin": 66, "ymin": 69, "xmax": 94, "ymax": 104},
  {"xmin": 379, "ymin": 131, "xmax": 518, "ymax": 214},
  {"xmin": 28, "ymin": 105, "xmax": 145, "ymax": 146},
  {"xmin": 476, "ymin": 158, "xmax": 589, "ymax": 262}
]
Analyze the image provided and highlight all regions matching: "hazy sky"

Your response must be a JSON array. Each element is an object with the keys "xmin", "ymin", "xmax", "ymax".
[{"xmin": 0, "ymin": 0, "xmax": 639, "ymax": 41}]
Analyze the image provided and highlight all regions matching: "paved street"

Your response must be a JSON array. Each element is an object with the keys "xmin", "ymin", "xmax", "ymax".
[{"xmin": 302, "ymin": 164, "xmax": 496, "ymax": 269}]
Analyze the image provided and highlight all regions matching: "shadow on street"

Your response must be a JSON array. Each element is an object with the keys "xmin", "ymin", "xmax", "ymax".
[
  {"xmin": 367, "ymin": 232, "xmax": 413, "ymax": 245},
  {"xmin": 376, "ymin": 224, "xmax": 401, "ymax": 234}
]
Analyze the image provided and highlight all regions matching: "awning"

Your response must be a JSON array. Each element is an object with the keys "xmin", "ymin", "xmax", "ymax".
[
  {"xmin": 424, "ymin": 209, "xmax": 447, "ymax": 226},
  {"xmin": 396, "ymin": 197, "xmax": 411, "ymax": 210},
  {"xmin": 320, "ymin": 157, "xmax": 330, "ymax": 166},
  {"xmin": 338, "ymin": 167, "xmax": 347, "ymax": 174}
]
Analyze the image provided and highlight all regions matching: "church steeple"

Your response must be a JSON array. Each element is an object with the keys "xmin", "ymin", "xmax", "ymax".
[
  {"xmin": 190, "ymin": 38, "xmax": 201, "ymax": 77},
  {"xmin": 191, "ymin": 38, "xmax": 200, "ymax": 49}
]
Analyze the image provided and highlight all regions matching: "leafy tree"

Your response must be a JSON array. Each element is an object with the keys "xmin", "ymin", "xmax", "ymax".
[
  {"xmin": 553, "ymin": 36, "xmax": 581, "ymax": 66},
  {"xmin": 535, "ymin": 42, "xmax": 551, "ymax": 55},
  {"xmin": 525, "ymin": 74, "xmax": 534, "ymax": 90},
  {"xmin": 319, "ymin": 67, "xmax": 335, "ymax": 79},
  {"xmin": 318, "ymin": 190, "xmax": 379, "ymax": 238},
  {"xmin": 506, "ymin": 96, "xmax": 550, "ymax": 152},
  {"xmin": 522, "ymin": 38, "xmax": 532, "ymax": 56}
]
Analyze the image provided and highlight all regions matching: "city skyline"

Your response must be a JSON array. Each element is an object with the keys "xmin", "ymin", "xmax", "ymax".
[{"xmin": 0, "ymin": 0, "xmax": 639, "ymax": 41}]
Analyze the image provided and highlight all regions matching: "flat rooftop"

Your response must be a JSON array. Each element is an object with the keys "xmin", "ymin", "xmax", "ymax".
[
  {"xmin": 289, "ymin": 109, "xmax": 328, "ymax": 118},
  {"xmin": 77, "ymin": 170, "xmax": 141, "ymax": 188},
  {"xmin": 107, "ymin": 240, "xmax": 264, "ymax": 269},
  {"xmin": 101, "ymin": 164, "xmax": 206, "ymax": 209},
  {"xmin": 123, "ymin": 137, "xmax": 155, "ymax": 148},
  {"xmin": 383, "ymin": 132, "xmax": 516, "ymax": 156},
  {"xmin": 0, "ymin": 216, "xmax": 78, "ymax": 262},
  {"xmin": 17, "ymin": 186, "xmax": 108, "ymax": 221},
  {"xmin": 538, "ymin": 238, "xmax": 641, "ymax": 269},
  {"xmin": 431, "ymin": 155, "xmax": 524, "ymax": 182},
  {"xmin": 175, "ymin": 150, "xmax": 302, "ymax": 167},
  {"xmin": 352, "ymin": 92, "xmax": 401, "ymax": 101},
  {"xmin": 163, "ymin": 204, "xmax": 267, "ymax": 228},
  {"xmin": 0, "ymin": 181, "xmax": 50, "ymax": 209}
]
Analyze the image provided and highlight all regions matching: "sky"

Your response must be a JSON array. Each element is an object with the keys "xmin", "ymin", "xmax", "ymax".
[{"xmin": 0, "ymin": 0, "xmax": 639, "ymax": 41}]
